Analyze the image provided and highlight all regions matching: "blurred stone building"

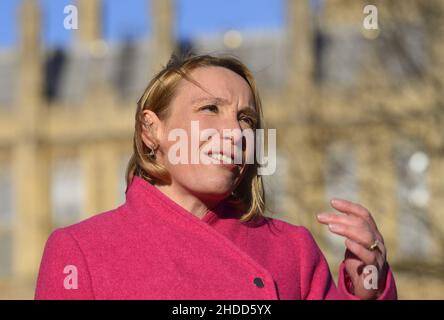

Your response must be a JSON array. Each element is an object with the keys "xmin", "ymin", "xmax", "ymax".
[{"xmin": 0, "ymin": 0, "xmax": 443, "ymax": 299}]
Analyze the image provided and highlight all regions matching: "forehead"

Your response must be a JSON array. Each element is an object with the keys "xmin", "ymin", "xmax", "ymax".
[{"xmin": 176, "ymin": 66, "xmax": 254, "ymax": 104}]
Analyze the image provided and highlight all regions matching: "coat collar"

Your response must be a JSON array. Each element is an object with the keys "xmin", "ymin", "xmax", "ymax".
[{"xmin": 124, "ymin": 176, "xmax": 237, "ymax": 225}]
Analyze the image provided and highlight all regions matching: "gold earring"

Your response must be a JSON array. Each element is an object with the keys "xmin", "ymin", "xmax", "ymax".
[{"xmin": 148, "ymin": 144, "xmax": 158, "ymax": 159}]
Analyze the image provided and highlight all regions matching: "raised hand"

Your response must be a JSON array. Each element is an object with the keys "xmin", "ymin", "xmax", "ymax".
[{"xmin": 317, "ymin": 199, "xmax": 388, "ymax": 299}]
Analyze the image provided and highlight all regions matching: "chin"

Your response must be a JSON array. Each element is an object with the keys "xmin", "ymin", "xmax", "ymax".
[
  {"xmin": 206, "ymin": 175, "xmax": 237, "ymax": 190},
  {"xmin": 202, "ymin": 184, "xmax": 232, "ymax": 197},
  {"xmin": 192, "ymin": 181, "xmax": 234, "ymax": 200}
]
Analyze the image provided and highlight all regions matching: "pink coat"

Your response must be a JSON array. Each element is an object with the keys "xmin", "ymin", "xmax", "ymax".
[{"xmin": 35, "ymin": 176, "xmax": 397, "ymax": 300}]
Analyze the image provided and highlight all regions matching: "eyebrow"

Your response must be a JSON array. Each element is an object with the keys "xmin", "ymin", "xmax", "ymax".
[
  {"xmin": 191, "ymin": 96, "xmax": 256, "ymax": 112},
  {"xmin": 191, "ymin": 96, "xmax": 229, "ymax": 105}
]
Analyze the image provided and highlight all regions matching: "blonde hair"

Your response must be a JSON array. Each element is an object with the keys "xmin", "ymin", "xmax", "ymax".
[{"xmin": 126, "ymin": 54, "xmax": 267, "ymax": 223}]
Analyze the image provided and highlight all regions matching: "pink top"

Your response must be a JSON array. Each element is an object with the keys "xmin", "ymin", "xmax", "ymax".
[{"xmin": 35, "ymin": 176, "xmax": 397, "ymax": 300}]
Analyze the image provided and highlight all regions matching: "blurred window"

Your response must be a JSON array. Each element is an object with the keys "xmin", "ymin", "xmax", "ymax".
[
  {"xmin": 263, "ymin": 153, "xmax": 288, "ymax": 216},
  {"xmin": 43, "ymin": 48, "xmax": 68, "ymax": 103},
  {"xmin": 377, "ymin": 23, "xmax": 428, "ymax": 83},
  {"xmin": 395, "ymin": 142, "xmax": 431, "ymax": 258},
  {"xmin": 0, "ymin": 163, "xmax": 14, "ymax": 277},
  {"xmin": 0, "ymin": 53, "xmax": 18, "ymax": 109},
  {"xmin": 118, "ymin": 154, "xmax": 131, "ymax": 205},
  {"xmin": 314, "ymin": 27, "xmax": 366, "ymax": 88},
  {"xmin": 315, "ymin": 22, "xmax": 427, "ymax": 88},
  {"xmin": 40, "ymin": 0, "xmax": 76, "ymax": 103},
  {"xmin": 324, "ymin": 142, "xmax": 358, "ymax": 254},
  {"xmin": 51, "ymin": 157, "xmax": 83, "ymax": 227}
]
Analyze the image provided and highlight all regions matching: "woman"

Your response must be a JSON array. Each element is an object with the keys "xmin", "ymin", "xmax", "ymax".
[{"xmin": 35, "ymin": 54, "xmax": 397, "ymax": 300}]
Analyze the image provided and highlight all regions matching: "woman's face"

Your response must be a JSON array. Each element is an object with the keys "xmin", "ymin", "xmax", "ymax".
[{"xmin": 146, "ymin": 66, "xmax": 257, "ymax": 204}]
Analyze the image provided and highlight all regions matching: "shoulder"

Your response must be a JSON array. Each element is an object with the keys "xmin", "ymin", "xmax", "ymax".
[{"xmin": 45, "ymin": 204, "xmax": 129, "ymax": 250}]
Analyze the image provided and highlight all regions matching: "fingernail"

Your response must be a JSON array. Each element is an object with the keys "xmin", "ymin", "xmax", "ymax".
[
  {"xmin": 328, "ymin": 224, "xmax": 341, "ymax": 231},
  {"xmin": 317, "ymin": 213, "xmax": 328, "ymax": 220}
]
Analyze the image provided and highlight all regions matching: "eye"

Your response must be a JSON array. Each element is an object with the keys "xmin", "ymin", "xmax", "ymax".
[
  {"xmin": 239, "ymin": 116, "xmax": 256, "ymax": 128},
  {"xmin": 200, "ymin": 104, "xmax": 219, "ymax": 113}
]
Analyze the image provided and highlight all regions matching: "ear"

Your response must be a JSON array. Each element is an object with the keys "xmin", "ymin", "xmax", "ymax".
[{"xmin": 141, "ymin": 110, "xmax": 163, "ymax": 149}]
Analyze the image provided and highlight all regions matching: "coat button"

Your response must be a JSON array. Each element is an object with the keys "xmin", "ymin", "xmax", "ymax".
[{"xmin": 253, "ymin": 277, "xmax": 264, "ymax": 288}]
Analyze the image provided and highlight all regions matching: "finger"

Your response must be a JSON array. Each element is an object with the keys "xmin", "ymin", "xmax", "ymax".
[
  {"xmin": 330, "ymin": 199, "xmax": 378, "ymax": 229},
  {"xmin": 346, "ymin": 239, "xmax": 388, "ymax": 277},
  {"xmin": 344, "ymin": 241, "xmax": 387, "ymax": 273},
  {"xmin": 316, "ymin": 212, "xmax": 361, "ymax": 227},
  {"xmin": 370, "ymin": 239, "xmax": 387, "ymax": 261},
  {"xmin": 317, "ymin": 212, "xmax": 383, "ymax": 246},
  {"xmin": 345, "ymin": 239, "xmax": 377, "ymax": 266},
  {"xmin": 326, "ymin": 222, "xmax": 375, "ymax": 248}
]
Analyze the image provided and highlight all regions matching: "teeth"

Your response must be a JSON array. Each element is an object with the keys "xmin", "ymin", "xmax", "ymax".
[{"xmin": 209, "ymin": 153, "xmax": 233, "ymax": 164}]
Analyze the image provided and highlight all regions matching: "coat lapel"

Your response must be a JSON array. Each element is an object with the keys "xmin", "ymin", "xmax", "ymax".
[{"xmin": 122, "ymin": 176, "xmax": 278, "ymax": 299}]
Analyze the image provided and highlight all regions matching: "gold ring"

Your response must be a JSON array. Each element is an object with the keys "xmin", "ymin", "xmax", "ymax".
[{"xmin": 369, "ymin": 239, "xmax": 380, "ymax": 251}]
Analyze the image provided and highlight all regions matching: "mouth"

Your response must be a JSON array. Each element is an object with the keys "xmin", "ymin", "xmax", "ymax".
[{"xmin": 206, "ymin": 151, "xmax": 243, "ymax": 168}]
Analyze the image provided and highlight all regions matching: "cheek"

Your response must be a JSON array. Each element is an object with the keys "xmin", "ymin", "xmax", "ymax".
[
  {"xmin": 243, "ymin": 135, "xmax": 256, "ymax": 165},
  {"xmin": 193, "ymin": 117, "xmax": 219, "ymax": 137}
]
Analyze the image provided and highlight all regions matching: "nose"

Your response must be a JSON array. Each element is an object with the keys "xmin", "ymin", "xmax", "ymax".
[
  {"xmin": 218, "ymin": 115, "xmax": 247, "ymax": 164},
  {"xmin": 220, "ymin": 115, "xmax": 244, "ymax": 146},
  {"xmin": 224, "ymin": 129, "xmax": 243, "ymax": 148}
]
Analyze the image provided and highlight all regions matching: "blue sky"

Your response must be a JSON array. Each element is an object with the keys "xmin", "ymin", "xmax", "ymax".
[
  {"xmin": 176, "ymin": 0, "xmax": 285, "ymax": 39},
  {"xmin": 0, "ymin": 0, "xmax": 20, "ymax": 48},
  {"xmin": 0, "ymin": 0, "xmax": 285, "ymax": 49}
]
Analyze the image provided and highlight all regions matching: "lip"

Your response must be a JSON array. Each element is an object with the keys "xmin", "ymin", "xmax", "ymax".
[
  {"xmin": 207, "ymin": 150, "xmax": 235, "ymax": 161},
  {"xmin": 215, "ymin": 162, "xmax": 240, "ymax": 171},
  {"xmin": 205, "ymin": 151, "xmax": 243, "ymax": 170}
]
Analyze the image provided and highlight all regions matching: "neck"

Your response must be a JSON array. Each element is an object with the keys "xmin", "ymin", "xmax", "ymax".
[{"xmin": 154, "ymin": 182, "xmax": 221, "ymax": 219}]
